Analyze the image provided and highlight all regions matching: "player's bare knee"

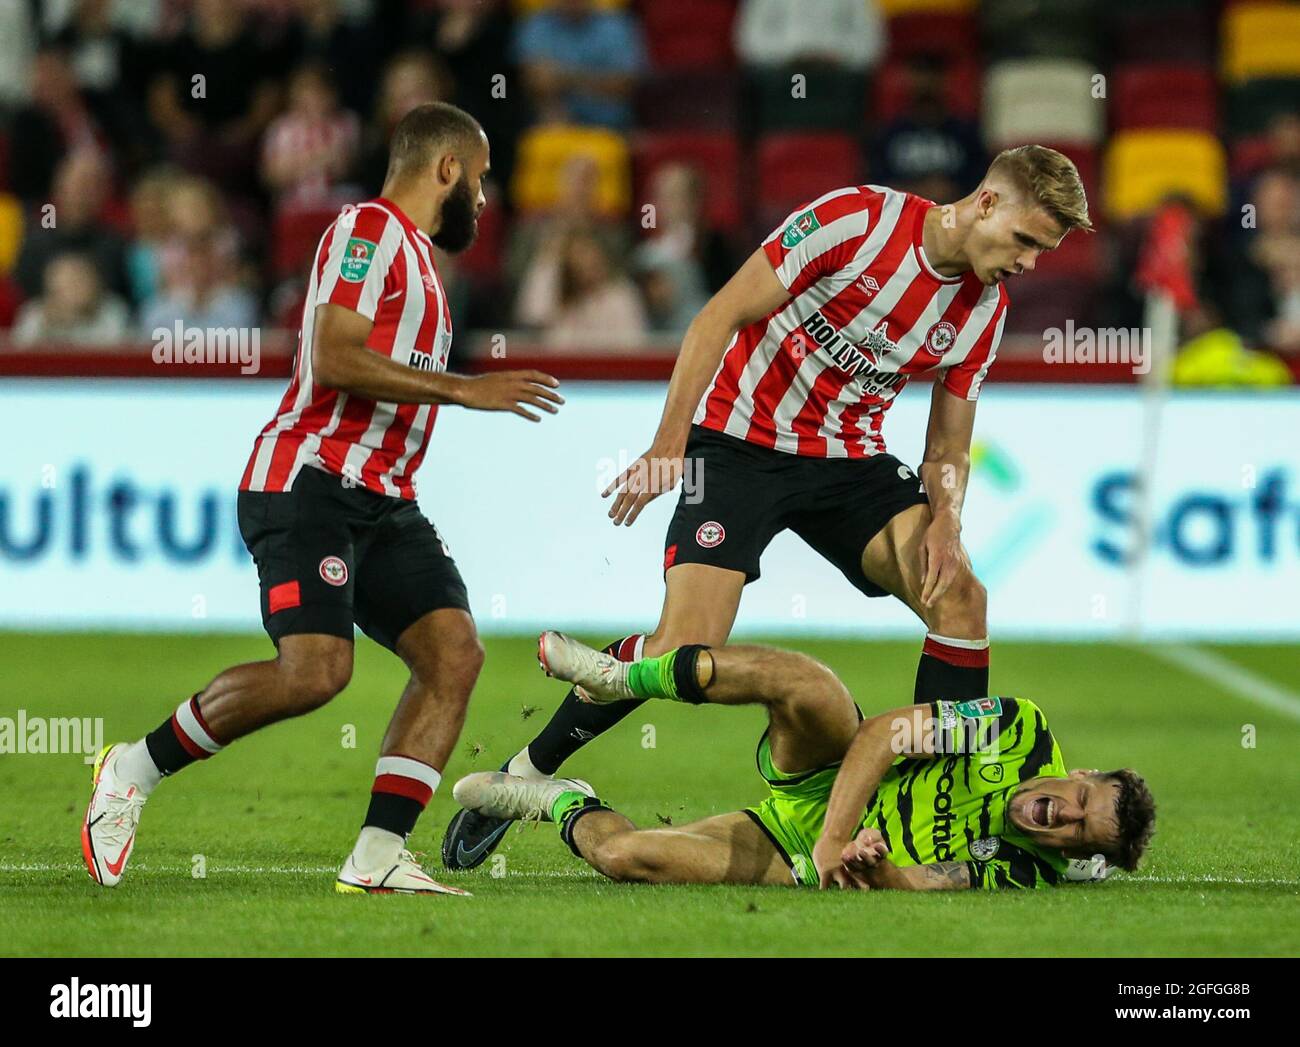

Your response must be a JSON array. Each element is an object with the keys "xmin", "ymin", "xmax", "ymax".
[
  {"xmin": 927, "ymin": 571, "xmax": 988, "ymax": 639},
  {"xmin": 403, "ymin": 616, "xmax": 485, "ymax": 694},
  {"xmin": 767, "ymin": 649, "xmax": 848, "ymax": 710},
  {"xmin": 281, "ymin": 649, "xmax": 352, "ymax": 713},
  {"xmin": 439, "ymin": 631, "xmax": 485, "ymax": 685}
]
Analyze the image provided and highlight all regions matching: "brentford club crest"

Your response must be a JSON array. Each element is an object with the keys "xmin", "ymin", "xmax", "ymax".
[
  {"xmin": 319, "ymin": 556, "xmax": 348, "ymax": 586},
  {"xmin": 695, "ymin": 521, "xmax": 726, "ymax": 548},
  {"xmin": 924, "ymin": 321, "xmax": 958, "ymax": 357}
]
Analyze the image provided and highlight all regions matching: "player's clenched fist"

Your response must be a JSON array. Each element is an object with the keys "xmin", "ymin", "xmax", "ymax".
[{"xmin": 455, "ymin": 370, "xmax": 564, "ymax": 421}]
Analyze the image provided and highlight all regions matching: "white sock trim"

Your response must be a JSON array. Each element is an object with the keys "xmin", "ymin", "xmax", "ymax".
[
  {"xmin": 374, "ymin": 755, "xmax": 441, "ymax": 793},
  {"xmin": 175, "ymin": 697, "xmax": 222, "ymax": 753},
  {"xmin": 925, "ymin": 632, "xmax": 990, "ymax": 650}
]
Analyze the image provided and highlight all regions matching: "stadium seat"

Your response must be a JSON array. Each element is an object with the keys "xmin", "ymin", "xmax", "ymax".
[
  {"xmin": 1226, "ymin": 79, "xmax": 1300, "ymax": 136},
  {"xmin": 632, "ymin": 131, "xmax": 743, "ymax": 233},
  {"xmin": 877, "ymin": 0, "xmax": 975, "ymax": 13},
  {"xmin": 1113, "ymin": 9, "xmax": 1215, "ymax": 63},
  {"xmin": 872, "ymin": 58, "xmax": 982, "ymax": 123},
  {"xmin": 270, "ymin": 206, "xmax": 340, "ymax": 282},
  {"xmin": 755, "ymin": 132, "xmax": 862, "ymax": 227},
  {"xmin": 752, "ymin": 66, "xmax": 868, "ymax": 133},
  {"xmin": 0, "ymin": 193, "xmax": 21, "ymax": 275},
  {"xmin": 887, "ymin": 13, "xmax": 978, "ymax": 64},
  {"xmin": 639, "ymin": 0, "xmax": 737, "ymax": 70},
  {"xmin": 1229, "ymin": 134, "xmax": 1278, "ymax": 180},
  {"xmin": 636, "ymin": 70, "xmax": 740, "ymax": 130},
  {"xmin": 510, "ymin": 125, "xmax": 632, "ymax": 218},
  {"xmin": 1111, "ymin": 65, "xmax": 1219, "ymax": 133},
  {"xmin": 0, "ymin": 274, "xmax": 22, "ymax": 327},
  {"xmin": 983, "ymin": 59, "xmax": 1105, "ymax": 147},
  {"xmin": 981, "ymin": 0, "xmax": 1101, "ymax": 64},
  {"xmin": 1222, "ymin": 2, "xmax": 1300, "ymax": 83},
  {"xmin": 1103, "ymin": 129, "xmax": 1228, "ymax": 220}
]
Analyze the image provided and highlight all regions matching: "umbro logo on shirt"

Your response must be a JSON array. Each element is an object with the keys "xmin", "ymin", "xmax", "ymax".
[{"xmin": 856, "ymin": 274, "xmax": 880, "ymax": 296}]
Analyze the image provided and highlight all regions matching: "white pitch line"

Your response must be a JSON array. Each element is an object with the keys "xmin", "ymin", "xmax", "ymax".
[
  {"xmin": 1144, "ymin": 643, "xmax": 1300, "ymax": 724},
  {"xmin": 1129, "ymin": 875, "xmax": 1300, "ymax": 887},
  {"xmin": 0, "ymin": 862, "xmax": 594, "ymax": 879},
  {"xmin": 0, "ymin": 863, "xmax": 1295, "ymax": 888}
]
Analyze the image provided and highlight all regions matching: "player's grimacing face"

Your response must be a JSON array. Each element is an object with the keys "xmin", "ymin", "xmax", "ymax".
[
  {"xmin": 1006, "ymin": 772, "xmax": 1120, "ymax": 854},
  {"xmin": 970, "ymin": 195, "xmax": 1066, "ymax": 287}
]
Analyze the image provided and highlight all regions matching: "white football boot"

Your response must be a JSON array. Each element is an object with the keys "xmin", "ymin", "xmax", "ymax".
[
  {"xmin": 452, "ymin": 771, "xmax": 594, "ymax": 823},
  {"xmin": 82, "ymin": 743, "xmax": 147, "ymax": 887},
  {"xmin": 537, "ymin": 630, "xmax": 636, "ymax": 704},
  {"xmin": 336, "ymin": 850, "xmax": 472, "ymax": 896}
]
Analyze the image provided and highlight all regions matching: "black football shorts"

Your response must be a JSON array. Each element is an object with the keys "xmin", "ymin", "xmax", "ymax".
[
  {"xmin": 662, "ymin": 425, "xmax": 931, "ymax": 598},
  {"xmin": 237, "ymin": 466, "xmax": 470, "ymax": 652}
]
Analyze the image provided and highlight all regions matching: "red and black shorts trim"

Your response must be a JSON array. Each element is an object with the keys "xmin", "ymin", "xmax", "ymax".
[
  {"xmin": 237, "ymin": 465, "xmax": 470, "ymax": 652},
  {"xmin": 662, "ymin": 425, "xmax": 930, "ymax": 598}
]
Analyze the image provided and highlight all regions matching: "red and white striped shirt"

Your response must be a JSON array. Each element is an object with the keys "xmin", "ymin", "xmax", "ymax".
[
  {"xmin": 240, "ymin": 198, "xmax": 452, "ymax": 499},
  {"xmin": 695, "ymin": 185, "xmax": 1008, "ymax": 458}
]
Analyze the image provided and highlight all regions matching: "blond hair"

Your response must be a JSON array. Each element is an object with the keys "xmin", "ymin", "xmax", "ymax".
[{"xmin": 987, "ymin": 145, "xmax": 1093, "ymax": 233}]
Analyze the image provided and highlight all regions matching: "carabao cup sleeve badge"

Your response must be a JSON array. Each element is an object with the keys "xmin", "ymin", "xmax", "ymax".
[{"xmin": 340, "ymin": 238, "xmax": 378, "ymax": 282}]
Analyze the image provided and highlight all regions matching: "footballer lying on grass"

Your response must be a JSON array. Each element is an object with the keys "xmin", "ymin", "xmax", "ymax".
[{"xmin": 455, "ymin": 634, "xmax": 1156, "ymax": 890}]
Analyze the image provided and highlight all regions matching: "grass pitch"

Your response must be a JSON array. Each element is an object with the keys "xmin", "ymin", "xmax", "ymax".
[{"xmin": 1, "ymin": 632, "xmax": 1297, "ymax": 957}]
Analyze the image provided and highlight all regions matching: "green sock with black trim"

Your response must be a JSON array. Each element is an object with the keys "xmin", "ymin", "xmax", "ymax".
[
  {"xmin": 625, "ymin": 650, "xmax": 680, "ymax": 700},
  {"xmin": 549, "ymin": 789, "xmax": 591, "ymax": 823},
  {"xmin": 553, "ymin": 793, "xmax": 615, "ymax": 857},
  {"xmin": 624, "ymin": 645, "xmax": 711, "ymax": 703}
]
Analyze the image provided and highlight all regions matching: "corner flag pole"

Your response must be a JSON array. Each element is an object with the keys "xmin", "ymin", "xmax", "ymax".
[{"xmin": 1128, "ymin": 291, "xmax": 1176, "ymax": 640}]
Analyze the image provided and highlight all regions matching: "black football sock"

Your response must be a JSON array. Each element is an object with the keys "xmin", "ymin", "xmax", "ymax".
[
  {"xmin": 523, "ymin": 634, "xmax": 645, "ymax": 775},
  {"xmin": 144, "ymin": 694, "xmax": 225, "ymax": 775},
  {"xmin": 364, "ymin": 755, "xmax": 441, "ymax": 837},
  {"xmin": 914, "ymin": 633, "xmax": 990, "ymax": 700}
]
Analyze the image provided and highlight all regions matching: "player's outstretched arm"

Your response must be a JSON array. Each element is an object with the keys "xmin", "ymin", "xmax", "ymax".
[
  {"xmin": 312, "ymin": 303, "xmax": 563, "ymax": 420},
  {"xmin": 813, "ymin": 704, "xmax": 940, "ymax": 889},
  {"xmin": 604, "ymin": 248, "xmax": 789, "ymax": 525}
]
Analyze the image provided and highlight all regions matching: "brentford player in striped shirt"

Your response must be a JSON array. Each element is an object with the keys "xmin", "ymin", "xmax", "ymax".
[
  {"xmin": 445, "ymin": 145, "xmax": 1094, "ymax": 872},
  {"xmin": 83, "ymin": 103, "xmax": 563, "ymax": 895}
]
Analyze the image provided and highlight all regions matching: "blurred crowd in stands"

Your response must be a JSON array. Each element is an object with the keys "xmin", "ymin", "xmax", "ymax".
[{"xmin": 0, "ymin": 0, "xmax": 1298, "ymax": 380}]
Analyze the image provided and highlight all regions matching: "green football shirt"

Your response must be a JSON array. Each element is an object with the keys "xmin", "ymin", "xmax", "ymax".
[{"xmin": 859, "ymin": 696, "xmax": 1070, "ymax": 889}]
